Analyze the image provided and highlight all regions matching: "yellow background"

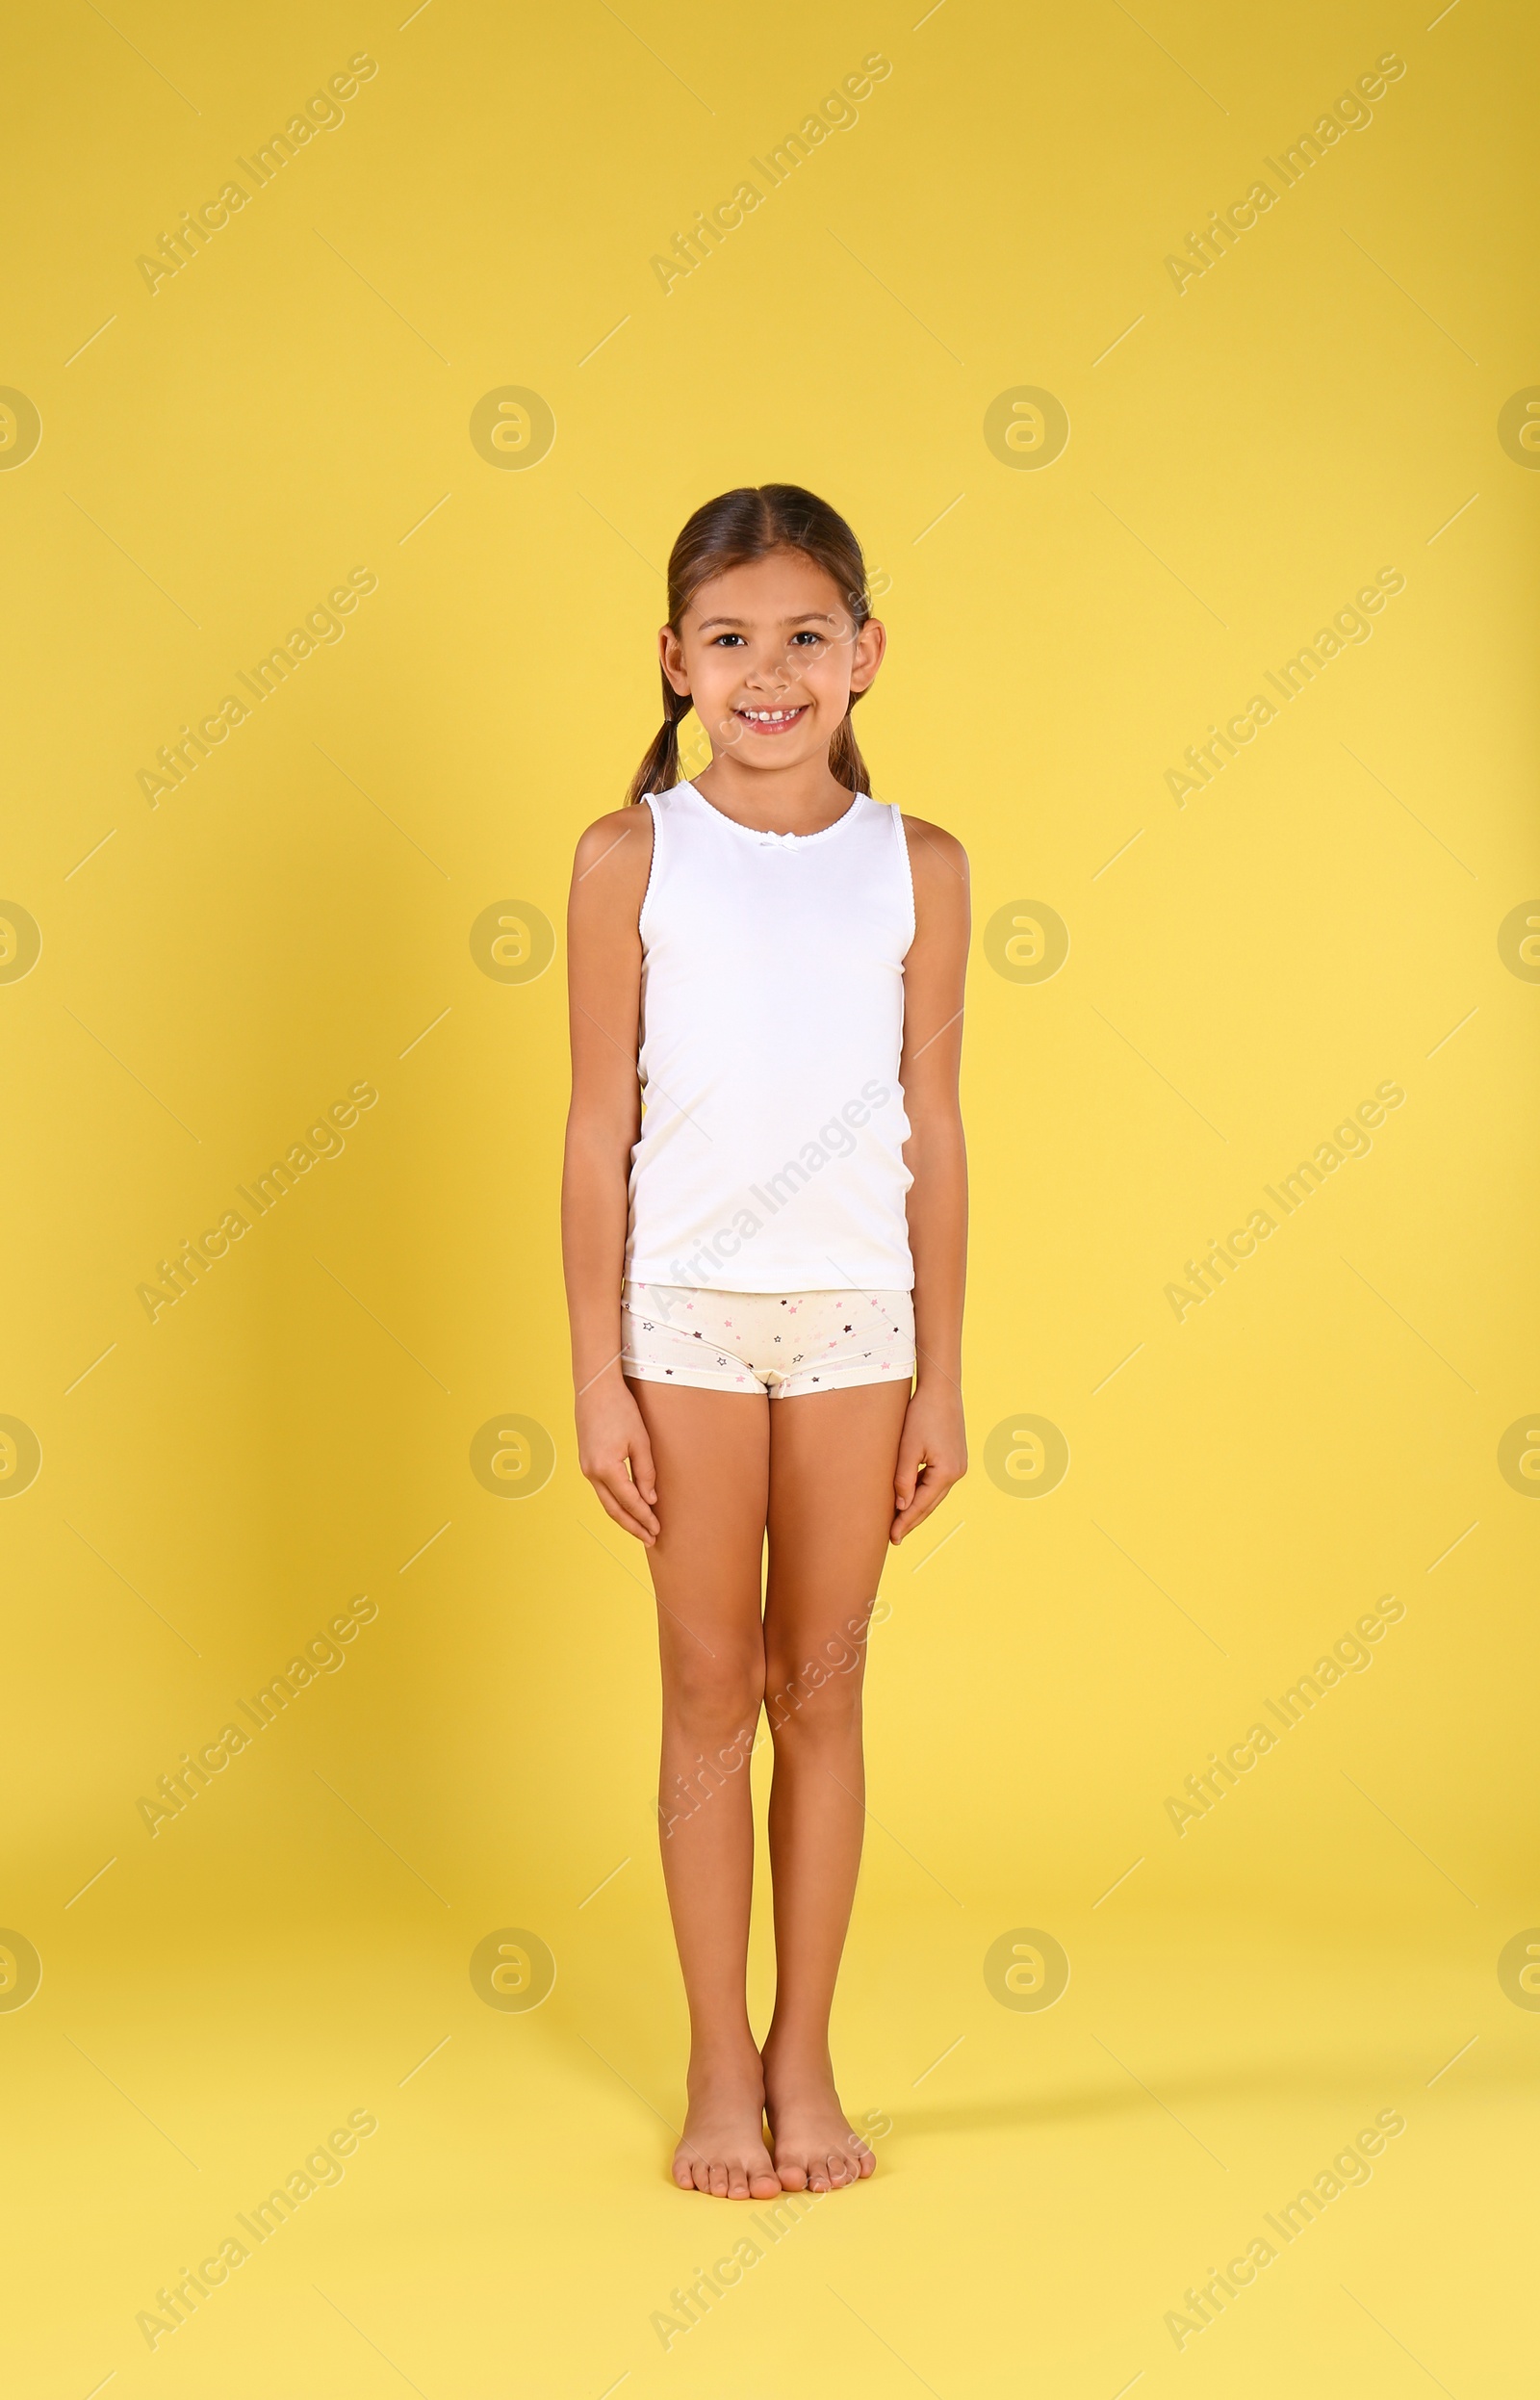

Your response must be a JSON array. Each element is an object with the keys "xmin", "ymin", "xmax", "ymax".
[{"xmin": 3, "ymin": 0, "xmax": 1536, "ymax": 2392}]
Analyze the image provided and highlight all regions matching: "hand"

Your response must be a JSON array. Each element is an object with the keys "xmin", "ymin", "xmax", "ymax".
[
  {"xmin": 890, "ymin": 1384, "xmax": 966, "ymax": 1544},
  {"xmin": 577, "ymin": 1372, "xmax": 659, "ymax": 1546}
]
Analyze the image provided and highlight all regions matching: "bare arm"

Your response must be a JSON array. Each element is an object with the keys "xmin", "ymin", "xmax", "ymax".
[
  {"xmin": 561, "ymin": 806, "xmax": 660, "ymax": 1543},
  {"xmin": 891, "ymin": 815, "xmax": 970, "ymax": 1541}
]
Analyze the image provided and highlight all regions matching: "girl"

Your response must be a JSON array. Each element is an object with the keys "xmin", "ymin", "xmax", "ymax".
[{"xmin": 562, "ymin": 484, "xmax": 968, "ymax": 2201}]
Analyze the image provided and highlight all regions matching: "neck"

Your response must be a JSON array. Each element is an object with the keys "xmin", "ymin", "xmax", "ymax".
[{"xmin": 691, "ymin": 752, "xmax": 856, "ymax": 836}]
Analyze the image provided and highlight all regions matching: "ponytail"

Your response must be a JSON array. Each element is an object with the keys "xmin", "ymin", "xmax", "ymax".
[
  {"xmin": 625, "ymin": 484, "xmax": 876, "ymax": 804},
  {"xmin": 626, "ymin": 676, "xmax": 694, "ymax": 807},
  {"xmin": 828, "ymin": 699, "xmax": 872, "ymax": 796}
]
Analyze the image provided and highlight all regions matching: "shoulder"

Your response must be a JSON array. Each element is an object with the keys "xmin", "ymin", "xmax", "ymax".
[
  {"xmin": 570, "ymin": 802, "xmax": 654, "ymax": 910},
  {"xmin": 573, "ymin": 802, "xmax": 654, "ymax": 877},
  {"xmin": 900, "ymin": 813, "xmax": 969, "ymax": 921}
]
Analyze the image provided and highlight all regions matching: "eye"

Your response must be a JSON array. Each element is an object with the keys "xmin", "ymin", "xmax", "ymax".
[
  {"xmin": 789, "ymin": 630, "xmax": 825, "ymax": 648},
  {"xmin": 711, "ymin": 632, "xmax": 746, "ymax": 648}
]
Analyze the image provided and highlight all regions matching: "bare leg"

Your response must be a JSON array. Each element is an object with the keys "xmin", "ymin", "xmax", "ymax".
[
  {"xmin": 760, "ymin": 1378, "xmax": 910, "ymax": 2192},
  {"xmin": 629, "ymin": 1379, "xmax": 782, "ymax": 2200}
]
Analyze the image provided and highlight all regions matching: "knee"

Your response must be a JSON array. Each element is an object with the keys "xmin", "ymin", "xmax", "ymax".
[
  {"xmin": 764, "ymin": 1645, "xmax": 865, "ymax": 1742},
  {"xmin": 665, "ymin": 1646, "xmax": 764, "ymax": 1742}
]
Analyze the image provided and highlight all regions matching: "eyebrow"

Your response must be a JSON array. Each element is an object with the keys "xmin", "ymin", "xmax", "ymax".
[{"xmin": 694, "ymin": 611, "xmax": 838, "ymax": 631}]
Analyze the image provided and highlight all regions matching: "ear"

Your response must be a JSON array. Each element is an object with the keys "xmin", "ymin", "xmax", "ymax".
[
  {"xmin": 658, "ymin": 623, "xmax": 691, "ymax": 699},
  {"xmin": 848, "ymin": 614, "xmax": 886, "ymax": 697}
]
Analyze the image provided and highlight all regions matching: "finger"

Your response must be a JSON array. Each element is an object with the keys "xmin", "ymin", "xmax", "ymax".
[
  {"xmin": 911, "ymin": 1469, "xmax": 960, "ymax": 1518},
  {"xmin": 892, "ymin": 1447, "xmax": 926, "ymax": 1514},
  {"xmin": 601, "ymin": 1463, "xmax": 660, "ymax": 1536},
  {"xmin": 628, "ymin": 1424, "xmax": 658, "ymax": 1508},
  {"xmin": 893, "ymin": 1458, "xmax": 939, "ymax": 1523},
  {"xmin": 891, "ymin": 1476, "xmax": 954, "ymax": 1543},
  {"xmin": 594, "ymin": 1479, "xmax": 656, "ymax": 1545},
  {"xmin": 596, "ymin": 1491, "xmax": 653, "ymax": 1546}
]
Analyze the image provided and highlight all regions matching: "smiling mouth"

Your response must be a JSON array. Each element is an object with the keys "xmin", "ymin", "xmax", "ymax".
[
  {"xmin": 734, "ymin": 706, "xmax": 808, "ymax": 735},
  {"xmin": 729, "ymin": 700, "xmax": 810, "ymax": 729}
]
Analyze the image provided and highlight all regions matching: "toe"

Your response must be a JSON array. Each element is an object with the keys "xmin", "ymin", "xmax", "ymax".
[
  {"xmin": 777, "ymin": 2154, "xmax": 808, "ymax": 2191},
  {"xmin": 672, "ymin": 2155, "xmax": 694, "ymax": 2191},
  {"xmin": 856, "ymin": 2140, "xmax": 876, "ymax": 2178},
  {"xmin": 691, "ymin": 2155, "xmax": 712, "ymax": 2193},
  {"xmin": 727, "ymin": 2160, "xmax": 750, "ymax": 2199},
  {"xmin": 808, "ymin": 2158, "xmax": 831, "ymax": 2192},
  {"xmin": 749, "ymin": 2164, "xmax": 782, "ymax": 2199},
  {"xmin": 708, "ymin": 2161, "xmax": 730, "ymax": 2198}
]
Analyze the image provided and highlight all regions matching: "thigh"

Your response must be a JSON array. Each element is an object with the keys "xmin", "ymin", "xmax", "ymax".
[
  {"xmin": 763, "ymin": 1381, "xmax": 910, "ymax": 1687},
  {"xmin": 628, "ymin": 1380, "xmax": 770, "ymax": 1686}
]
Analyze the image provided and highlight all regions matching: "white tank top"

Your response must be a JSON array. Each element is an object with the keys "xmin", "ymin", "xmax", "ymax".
[{"xmin": 625, "ymin": 781, "xmax": 915, "ymax": 1294}]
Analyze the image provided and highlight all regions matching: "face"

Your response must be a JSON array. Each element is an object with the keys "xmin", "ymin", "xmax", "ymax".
[{"xmin": 660, "ymin": 549, "xmax": 885, "ymax": 773}]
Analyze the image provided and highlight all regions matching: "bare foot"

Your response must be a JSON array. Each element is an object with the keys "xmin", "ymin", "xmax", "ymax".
[
  {"xmin": 761, "ymin": 2042, "xmax": 876, "ymax": 2193},
  {"xmin": 673, "ymin": 2047, "xmax": 782, "ymax": 2198}
]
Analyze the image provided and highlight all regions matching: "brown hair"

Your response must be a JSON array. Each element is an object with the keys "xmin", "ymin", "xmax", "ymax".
[{"xmin": 626, "ymin": 484, "xmax": 874, "ymax": 805}]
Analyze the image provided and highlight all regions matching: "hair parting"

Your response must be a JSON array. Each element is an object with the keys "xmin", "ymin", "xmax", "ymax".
[{"xmin": 626, "ymin": 483, "xmax": 874, "ymax": 804}]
